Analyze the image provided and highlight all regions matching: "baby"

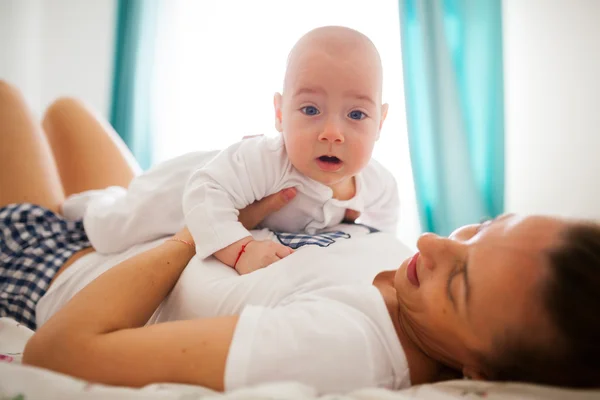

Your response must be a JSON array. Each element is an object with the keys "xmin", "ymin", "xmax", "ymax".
[{"xmin": 78, "ymin": 26, "xmax": 399, "ymax": 274}]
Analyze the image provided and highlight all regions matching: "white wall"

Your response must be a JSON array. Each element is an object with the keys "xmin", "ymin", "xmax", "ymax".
[
  {"xmin": 0, "ymin": 0, "xmax": 116, "ymax": 118},
  {"xmin": 3, "ymin": 0, "xmax": 599, "ymax": 221},
  {"xmin": 503, "ymin": 0, "xmax": 600, "ymax": 219}
]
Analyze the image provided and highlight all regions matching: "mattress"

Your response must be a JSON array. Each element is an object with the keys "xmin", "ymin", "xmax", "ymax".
[{"xmin": 1, "ymin": 318, "xmax": 598, "ymax": 400}]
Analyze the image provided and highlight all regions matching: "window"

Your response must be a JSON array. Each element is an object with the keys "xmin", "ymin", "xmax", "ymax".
[{"xmin": 152, "ymin": 0, "xmax": 420, "ymax": 244}]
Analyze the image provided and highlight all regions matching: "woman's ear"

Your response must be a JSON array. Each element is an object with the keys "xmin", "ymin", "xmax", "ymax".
[
  {"xmin": 273, "ymin": 92, "xmax": 283, "ymax": 133},
  {"xmin": 462, "ymin": 366, "xmax": 488, "ymax": 381}
]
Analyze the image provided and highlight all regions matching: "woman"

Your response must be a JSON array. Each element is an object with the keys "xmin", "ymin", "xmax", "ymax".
[{"xmin": 1, "ymin": 80, "xmax": 598, "ymax": 392}]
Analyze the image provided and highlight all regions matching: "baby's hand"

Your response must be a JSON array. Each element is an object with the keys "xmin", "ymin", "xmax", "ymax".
[{"xmin": 235, "ymin": 240, "xmax": 294, "ymax": 275}]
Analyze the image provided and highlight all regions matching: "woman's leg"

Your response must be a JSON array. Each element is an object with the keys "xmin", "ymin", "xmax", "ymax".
[
  {"xmin": 42, "ymin": 97, "xmax": 142, "ymax": 197},
  {"xmin": 0, "ymin": 81, "xmax": 65, "ymax": 213},
  {"xmin": 41, "ymin": 98, "xmax": 142, "ymax": 285}
]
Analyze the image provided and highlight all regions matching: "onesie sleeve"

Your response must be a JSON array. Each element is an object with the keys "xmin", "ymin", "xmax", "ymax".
[
  {"xmin": 81, "ymin": 151, "xmax": 217, "ymax": 254},
  {"xmin": 183, "ymin": 136, "xmax": 289, "ymax": 259}
]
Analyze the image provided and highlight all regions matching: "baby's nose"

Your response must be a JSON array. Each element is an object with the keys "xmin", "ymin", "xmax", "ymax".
[{"xmin": 318, "ymin": 120, "xmax": 344, "ymax": 143}]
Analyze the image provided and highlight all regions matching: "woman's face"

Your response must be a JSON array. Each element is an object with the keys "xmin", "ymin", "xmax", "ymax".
[{"xmin": 394, "ymin": 214, "xmax": 567, "ymax": 378}]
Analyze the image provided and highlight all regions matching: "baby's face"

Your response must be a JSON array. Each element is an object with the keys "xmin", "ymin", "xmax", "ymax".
[{"xmin": 274, "ymin": 38, "xmax": 387, "ymax": 191}]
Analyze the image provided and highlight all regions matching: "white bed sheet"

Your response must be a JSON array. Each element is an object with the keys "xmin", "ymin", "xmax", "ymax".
[{"xmin": 1, "ymin": 318, "xmax": 599, "ymax": 400}]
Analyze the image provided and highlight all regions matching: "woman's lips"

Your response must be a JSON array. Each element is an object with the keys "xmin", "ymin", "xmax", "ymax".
[{"xmin": 406, "ymin": 252, "xmax": 420, "ymax": 287}]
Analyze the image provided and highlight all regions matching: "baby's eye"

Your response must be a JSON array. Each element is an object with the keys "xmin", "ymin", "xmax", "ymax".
[
  {"xmin": 301, "ymin": 106, "xmax": 320, "ymax": 116},
  {"xmin": 348, "ymin": 110, "xmax": 367, "ymax": 120}
]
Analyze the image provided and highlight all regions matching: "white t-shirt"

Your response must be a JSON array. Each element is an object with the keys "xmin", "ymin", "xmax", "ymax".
[
  {"xmin": 71, "ymin": 135, "xmax": 400, "ymax": 259},
  {"xmin": 36, "ymin": 226, "xmax": 413, "ymax": 394}
]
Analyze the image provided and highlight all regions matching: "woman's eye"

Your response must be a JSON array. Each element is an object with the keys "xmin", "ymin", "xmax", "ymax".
[
  {"xmin": 301, "ymin": 106, "xmax": 320, "ymax": 116},
  {"xmin": 476, "ymin": 217, "xmax": 494, "ymax": 232},
  {"xmin": 348, "ymin": 110, "xmax": 366, "ymax": 120}
]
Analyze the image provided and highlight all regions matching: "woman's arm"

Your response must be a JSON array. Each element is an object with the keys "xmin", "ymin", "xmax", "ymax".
[
  {"xmin": 23, "ymin": 188, "xmax": 297, "ymax": 389},
  {"xmin": 23, "ymin": 235, "xmax": 236, "ymax": 389}
]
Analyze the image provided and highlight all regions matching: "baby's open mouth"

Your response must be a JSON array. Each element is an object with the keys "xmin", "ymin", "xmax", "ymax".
[
  {"xmin": 318, "ymin": 155, "xmax": 341, "ymax": 164},
  {"xmin": 316, "ymin": 155, "xmax": 344, "ymax": 172}
]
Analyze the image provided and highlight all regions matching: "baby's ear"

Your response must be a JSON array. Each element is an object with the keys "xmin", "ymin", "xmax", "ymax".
[
  {"xmin": 273, "ymin": 92, "xmax": 283, "ymax": 133},
  {"xmin": 377, "ymin": 103, "xmax": 389, "ymax": 140}
]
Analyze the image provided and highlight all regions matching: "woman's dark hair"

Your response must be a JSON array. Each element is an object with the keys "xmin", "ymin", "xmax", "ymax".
[{"xmin": 482, "ymin": 222, "xmax": 600, "ymax": 388}]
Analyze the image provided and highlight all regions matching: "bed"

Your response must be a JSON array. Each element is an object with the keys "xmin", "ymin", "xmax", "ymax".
[{"xmin": 1, "ymin": 318, "xmax": 599, "ymax": 400}]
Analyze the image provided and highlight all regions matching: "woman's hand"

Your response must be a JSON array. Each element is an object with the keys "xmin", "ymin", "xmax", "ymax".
[{"xmin": 237, "ymin": 187, "xmax": 297, "ymax": 230}]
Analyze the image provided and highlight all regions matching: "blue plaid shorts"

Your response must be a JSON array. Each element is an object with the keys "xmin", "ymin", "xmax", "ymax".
[{"xmin": 0, "ymin": 203, "xmax": 91, "ymax": 330}]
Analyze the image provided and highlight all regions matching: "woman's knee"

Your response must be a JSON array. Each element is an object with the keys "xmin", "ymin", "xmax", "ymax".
[
  {"xmin": 43, "ymin": 97, "xmax": 85, "ymax": 127},
  {"xmin": 0, "ymin": 79, "xmax": 25, "ymax": 100},
  {"xmin": 0, "ymin": 79, "xmax": 14, "ymax": 92},
  {"xmin": 42, "ymin": 97, "xmax": 95, "ymax": 140}
]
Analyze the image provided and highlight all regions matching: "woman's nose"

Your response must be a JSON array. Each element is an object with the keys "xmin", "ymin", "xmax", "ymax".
[
  {"xmin": 416, "ymin": 232, "xmax": 464, "ymax": 270},
  {"xmin": 318, "ymin": 118, "xmax": 344, "ymax": 143},
  {"xmin": 416, "ymin": 233, "xmax": 443, "ymax": 262}
]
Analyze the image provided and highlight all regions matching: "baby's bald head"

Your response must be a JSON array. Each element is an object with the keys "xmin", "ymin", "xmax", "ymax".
[
  {"xmin": 283, "ymin": 26, "xmax": 383, "ymax": 98},
  {"xmin": 273, "ymin": 27, "xmax": 389, "ymax": 190}
]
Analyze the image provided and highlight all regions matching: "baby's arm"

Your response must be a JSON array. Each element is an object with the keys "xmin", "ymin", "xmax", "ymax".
[
  {"xmin": 183, "ymin": 137, "xmax": 292, "ymax": 272},
  {"xmin": 214, "ymin": 237, "xmax": 294, "ymax": 274},
  {"xmin": 82, "ymin": 151, "xmax": 217, "ymax": 254}
]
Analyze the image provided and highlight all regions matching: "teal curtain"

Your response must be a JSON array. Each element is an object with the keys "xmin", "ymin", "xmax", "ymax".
[
  {"xmin": 399, "ymin": 0, "xmax": 505, "ymax": 236},
  {"xmin": 110, "ymin": 0, "xmax": 161, "ymax": 170}
]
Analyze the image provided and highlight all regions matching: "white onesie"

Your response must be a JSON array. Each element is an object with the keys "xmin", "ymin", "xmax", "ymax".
[{"xmin": 72, "ymin": 135, "xmax": 399, "ymax": 258}]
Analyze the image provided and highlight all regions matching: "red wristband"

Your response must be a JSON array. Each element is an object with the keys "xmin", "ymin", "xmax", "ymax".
[{"xmin": 233, "ymin": 243, "xmax": 249, "ymax": 269}]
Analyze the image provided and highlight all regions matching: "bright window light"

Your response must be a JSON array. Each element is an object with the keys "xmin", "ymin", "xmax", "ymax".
[{"xmin": 152, "ymin": 0, "xmax": 421, "ymax": 245}]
